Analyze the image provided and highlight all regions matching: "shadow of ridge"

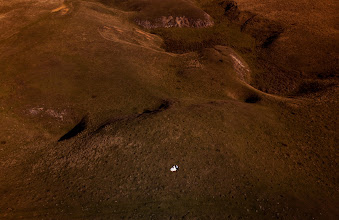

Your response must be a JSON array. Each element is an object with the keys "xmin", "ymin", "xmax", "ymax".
[
  {"xmin": 139, "ymin": 99, "xmax": 172, "ymax": 115},
  {"xmin": 244, "ymin": 94, "xmax": 261, "ymax": 103},
  {"xmin": 58, "ymin": 116, "xmax": 88, "ymax": 142},
  {"xmin": 94, "ymin": 99, "xmax": 173, "ymax": 134}
]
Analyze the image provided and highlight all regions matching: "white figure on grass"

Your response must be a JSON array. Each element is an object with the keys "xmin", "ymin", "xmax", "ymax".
[{"xmin": 170, "ymin": 165, "xmax": 179, "ymax": 172}]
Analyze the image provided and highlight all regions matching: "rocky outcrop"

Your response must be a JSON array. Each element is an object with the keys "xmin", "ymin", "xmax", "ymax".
[
  {"xmin": 98, "ymin": 0, "xmax": 214, "ymax": 29},
  {"xmin": 135, "ymin": 13, "xmax": 214, "ymax": 29}
]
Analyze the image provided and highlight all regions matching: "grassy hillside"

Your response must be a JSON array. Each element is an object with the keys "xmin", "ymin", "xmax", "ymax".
[{"xmin": 0, "ymin": 0, "xmax": 338, "ymax": 219}]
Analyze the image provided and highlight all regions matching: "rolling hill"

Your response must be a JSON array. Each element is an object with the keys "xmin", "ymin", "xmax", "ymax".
[{"xmin": 0, "ymin": 0, "xmax": 338, "ymax": 218}]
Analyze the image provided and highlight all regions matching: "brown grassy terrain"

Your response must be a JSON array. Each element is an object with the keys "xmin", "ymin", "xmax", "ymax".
[{"xmin": 0, "ymin": 0, "xmax": 338, "ymax": 219}]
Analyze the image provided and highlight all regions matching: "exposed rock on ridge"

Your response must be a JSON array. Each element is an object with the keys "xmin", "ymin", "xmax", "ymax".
[{"xmin": 135, "ymin": 13, "xmax": 214, "ymax": 28}]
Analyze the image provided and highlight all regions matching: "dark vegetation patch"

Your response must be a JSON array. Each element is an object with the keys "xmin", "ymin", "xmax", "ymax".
[
  {"xmin": 292, "ymin": 81, "xmax": 334, "ymax": 96},
  {"xmin": 58, "ymin": 116, "xmax": 88, "ymax": 142},
  {"xmin": 316, "ymin": 71, "xmax": 337, "ymax": 79}
]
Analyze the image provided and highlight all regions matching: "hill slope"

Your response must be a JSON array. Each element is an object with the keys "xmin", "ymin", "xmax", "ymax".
[{"xmin": 0, "ymin": 0, "xmax": 338, "ymax": 219}]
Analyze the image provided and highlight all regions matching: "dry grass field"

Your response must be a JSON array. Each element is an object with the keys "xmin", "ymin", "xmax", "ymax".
[{"xmin": 0, "ymin": 0, "xmax": 338, "ymax": 219}]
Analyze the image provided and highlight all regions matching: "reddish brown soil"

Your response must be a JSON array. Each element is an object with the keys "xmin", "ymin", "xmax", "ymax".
[{"xmin": 0, "ymin": 0, "xmax": 338, "ymax": 219}]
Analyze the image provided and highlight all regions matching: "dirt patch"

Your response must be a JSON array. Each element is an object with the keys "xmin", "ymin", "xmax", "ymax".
[
  {"xmin": 97, "ymin": 25, "xmax": 162, "ymax": 50},
  {"xmin": 51, "ymin": 3, "xmax": 70, "ymax": 15},
  {"xmin": 28, "ymin": 107, "xmax": 67, "ymax": 121}
]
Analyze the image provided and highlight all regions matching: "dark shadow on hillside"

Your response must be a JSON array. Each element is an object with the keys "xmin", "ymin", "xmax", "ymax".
[
  {"xmin": 94, "ymin": 100, "xmax": 173, "ymax": 134},
  {"xmin": 58, "ymin": 116, "xmax": 88, "ymax": 142},
  {"xmin": 245, "ymin": 94, "xmax": 261, "ymax": 103}
]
